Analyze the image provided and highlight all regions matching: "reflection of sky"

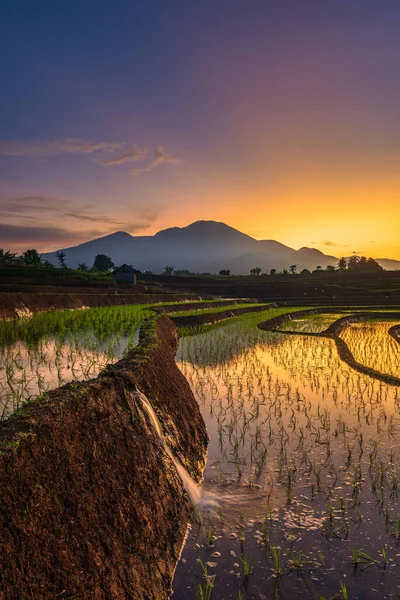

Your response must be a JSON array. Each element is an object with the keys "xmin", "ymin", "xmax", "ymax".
[
  {"xmin": 0, "ymin": 333, "xmax": 134, "ymax": 419},
  {"xmin": 2, "ymin": 2, "xmax": 400, "ymax": 257},
  {"xmin": 174, "ymin": 319, "xmax": 400, "ymax": 599},
  {"xmin": 178, "ymin": 322, "xmax": 400, "ymax": 472},
  {"xmin": 341, "ymin": 320, "xmax": 400, "ymax": 378}
]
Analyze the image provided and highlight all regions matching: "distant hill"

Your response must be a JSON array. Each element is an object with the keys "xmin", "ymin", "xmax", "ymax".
[
  {"xmin": 42, "ymin": 220, "xmax": 396, "ymax": 273},
  {"xmin": 376, "ymin": 258, "xmax": 400, "ymax": 271}
]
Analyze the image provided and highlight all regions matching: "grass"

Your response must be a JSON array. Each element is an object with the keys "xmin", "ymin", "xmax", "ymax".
[{"xmin": 168, "ymin": 302, "xmax": 271, "ymax": 317}]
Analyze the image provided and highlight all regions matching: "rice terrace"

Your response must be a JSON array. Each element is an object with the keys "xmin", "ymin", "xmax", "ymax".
[
  {"xmin": 0, "ymin": 262, "xmax": 399, "ymax": 600},
  {"xmin": 2, "ymin": 3, "xmax": 400, "ymax": 598}
]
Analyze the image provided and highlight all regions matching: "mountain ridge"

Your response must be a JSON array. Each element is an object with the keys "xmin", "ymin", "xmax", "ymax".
[{"xmin": 43, "ymin": 220, "xmax": 400, "ymax": 272}]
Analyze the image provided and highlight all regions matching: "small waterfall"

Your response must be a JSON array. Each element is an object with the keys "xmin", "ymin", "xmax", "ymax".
[{"xmin": 131, "ymin": 391, "xmax": 201, "ymax": 505}]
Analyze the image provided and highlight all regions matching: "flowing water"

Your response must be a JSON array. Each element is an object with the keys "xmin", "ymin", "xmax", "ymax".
[{"xmin": 172, "ymin": 315, "xmax": 400, "ymax": 600}]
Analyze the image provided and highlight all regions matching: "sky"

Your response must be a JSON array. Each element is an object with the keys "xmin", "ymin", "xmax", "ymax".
[{"xmin": 1, "ymin": 0, "xmax": 400, "ymax": 259}]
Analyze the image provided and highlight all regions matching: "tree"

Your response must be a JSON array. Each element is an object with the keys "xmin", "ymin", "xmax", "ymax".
[
  {"xmin": 250, "ymin": 267, "xmax": 262, "ymax": 276},
  {"xmin": 270, "ymin": 268, "xmax": 276, "ymax": 276},
  {"xmin": 282, "ymin": 268, "xmax": 289, "ymax": 275},
  {"xmin": 77, "ymin": 262, "xmax": 89, "ymax": 272},
  {"xmin": 22, "ymin": 249, "xmax": 42, "ymax": 266},
  {"xmin": 347, "ymin": 255, "xmax": 360, "ymax": 270},
  {"xmin": 0, "ymin": 249, "xmax": 18, "ymax": 265},
  {"xmin": 55, "ymin": 251, "xmax": 67, "ymax": 268},
  {"xmin": 219, "ymin": 269, "xmax": 231, "ymax": 276},
  {"xmin": 163, "ymin": 265, "xmax": 174, "ymax": 275},
  {"xmin": 338, "ymin": 257, "xmax": 347, "ymax": 270},
  {"xmin": 289, "ymin": 264, "xmax": 297, "ymax": 275},
  {"xmin": 92, "ymin": 254, "xmax": 114, "ymax": 271},
  {"xmin": 326, "ymin": 264, "xmax": 336, "ymax": 272},
  {"xmin": 347, "ymin": 255, "xmax": 383, "ymax": 272},
  {"xmin": 42, "ymin": 260, "xmax": 54, "ymax": 268}
]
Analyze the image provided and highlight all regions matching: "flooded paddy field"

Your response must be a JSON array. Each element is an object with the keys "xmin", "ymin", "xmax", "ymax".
[
  {"xmin": 173, "ymin": 311, "xmax": 400, "ymax": 600},
  {"xmin": 0, "ymin": 305, "xmax": 151, "ymax": 420}
]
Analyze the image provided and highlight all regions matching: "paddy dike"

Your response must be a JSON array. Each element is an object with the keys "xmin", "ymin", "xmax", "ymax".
[
  {"xmin": 0, "ymin": 315, "xmax": 208, "ymax": 600},
  {"xmin": 259, "ymin": 309, "xmax": 400, "ymax": 386},
  {"xmin": 0, "ymin": 287, "xmax": 200, "ymax": 320},
  {"xmin": 170, "ymin": 302, "xmax": 276, "ymax": 328}
]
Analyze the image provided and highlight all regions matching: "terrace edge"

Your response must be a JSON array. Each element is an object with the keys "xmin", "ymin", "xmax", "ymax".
[{"xmin": 0, "ymin": 313, "xmax": 208, "ymax": 600}]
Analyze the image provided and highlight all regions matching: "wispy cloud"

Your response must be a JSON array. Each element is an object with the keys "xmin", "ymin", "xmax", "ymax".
[
  {"xmin": 0, "ymin": 138, "xmax": 123, "ymax": 158},
  {"xmin": 131, "ymin": 145, "xmax": 184, "ymax": 176},
  {"xmin": 322, "ymin": 241, "xmax": 340, "ymax": 247},
  {"xmin": 0, "ymin": 223, "xmax": 104, "ymax": 245},
  {"xmin": 0, "ymin": 195, "xmax": 165, "ymax": 242},
  {"xmin": 0, "ymin": 139, "xmax": 184, "ymax": 177},
  {"xmin": 94, "ymin": 146, "xmax": 148, "ymax": 166}
]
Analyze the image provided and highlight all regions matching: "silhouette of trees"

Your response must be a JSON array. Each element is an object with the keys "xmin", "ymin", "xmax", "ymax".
[
  {"xmin": 270, "ymin": 268, "xmax": 276, "ymax": 276},
  {"xmin": 289, "ymin": 264, "xmax": 297, "ymax": 274},
  {"xmin": 55, "ymin": 251, "xmax": 67, "ymax": 268},
  {"xmin": 22, "ymin": 249, "xmax": 42, "ymax": 266},
  {"xmin": 219, "ymin": 269, "xmax": 231, "ymax": 276},
  {"xmin": 338, "ymin": 257, "xmax": 347, "ymax": 270},
  {"xmin": 347, "ymin": 256, "xmax": 383, "ymax": 272},
  {"xmin": 93, "ymin": 254, "xmax": 114, "ymax": 271},
  {"xmin": 164, "ymin": 265, "xmax": 174, "ymax": 275},
  {"xmin": 77, "ymin": 262, "xmax": 89, "ymax": 272},
  {"xmin": 250, "ymin": 267, "xmax": 262, "ymax": 276},
  {"xmin": 0, "ymin": 250, "xmax": 18, "ymax": 265},
  {"xmin": 326, "ymin": 264, "xmax": 336, "ymax": 272}
]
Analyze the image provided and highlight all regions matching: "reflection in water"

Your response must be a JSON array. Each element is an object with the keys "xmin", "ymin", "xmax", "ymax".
[
  {"xmin": 0, "ymin": 330, "xmax": 138, "ymax": 420},
  {"xmin": 340, "ymin": 321, "xmax": 400, "ymax": 378},
  {"xmin": 173, "ymin": 318, "xmax": 400, "ymax": 600}
]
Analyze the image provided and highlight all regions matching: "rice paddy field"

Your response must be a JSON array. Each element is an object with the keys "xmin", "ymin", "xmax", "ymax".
[
  {"xmin": 172, "ymin": 309, "xmax": 400, "ymax": 600},
  {"xmin": 0, "ymin": 305, "xmax": 151, "ymax": 420},
  {"xmin": 1, "ymin": 302, "xmax": 400, "ymax": 599}
]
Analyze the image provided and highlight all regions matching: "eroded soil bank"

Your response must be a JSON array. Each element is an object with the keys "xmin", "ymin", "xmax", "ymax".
[
  {"xmin": 0, "ymin": 315, "xmax": 208, "ymax": 600},
  {"xmin": 0, "ymin": 289, "xmax": 200, "ymax": 320}
]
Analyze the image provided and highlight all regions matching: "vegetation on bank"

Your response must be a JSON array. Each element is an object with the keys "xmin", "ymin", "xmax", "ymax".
[
  {"xmin": 168, "ymin": 302, "xmax": 269, "ymax": 317},
  {"xmin": 0, "ymin": 304, "xmax": 152, "ymax": 349}
]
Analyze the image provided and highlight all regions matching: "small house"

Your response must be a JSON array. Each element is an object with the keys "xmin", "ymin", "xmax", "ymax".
[{"xmin": 114, "ymin": 264, "xmax": 137, "ymax": 285}]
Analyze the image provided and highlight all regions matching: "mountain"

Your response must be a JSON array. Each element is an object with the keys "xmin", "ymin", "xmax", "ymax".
[
  {"xmin": 42, "ymin": 220, "xmax": 394, "ymax": 273},
  {"xmin": 375, "ymin": 258, "xmax": 400, "ymax": 271}
]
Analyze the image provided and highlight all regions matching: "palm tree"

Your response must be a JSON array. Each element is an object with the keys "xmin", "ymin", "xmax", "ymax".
[
  {"xmin": 250, "ymin": 267, "xmax": 262, "ymax": 276},
  {"xmin": 338, "ymin": 257, "xmax": 347, "ymax": 270},
  {"xmin": 0, "ymin": 249, "xmax": 18, "ymax": 265},
  {"xmin": 289, "ymin": 264, "xmax": 297, "ymax": 275},
  {"xmin": 163, "ymin": 265, "xmax": 174, "ymax": 275},
  {"xmin": 55, "ymin": 251, "xmax": 67, "ymax": 268}
]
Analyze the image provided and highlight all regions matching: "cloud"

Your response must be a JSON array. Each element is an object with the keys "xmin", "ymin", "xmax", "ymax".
[
  {"xmin": 0, "ymin": 195, "xmax": 131, "ymax": 227},
  {"xmin": 0, "ymin": 195, "xmax": 166, "ymax": 249},
  {"xmin": 0, "ymin": 223, "xmax": 104, "ymax": 245},
  {"xmin": 0, "ymin": 138, "xmax": 123, "ymax": 158},
  {"xmin": 131, "ymin": 145, "xmax": 184, "ymax": 176},
  {"xmin": 0, "ymin": 139, "xmax": 184, "ymax": 177},
  {"xmin": 94, "ymin": 146, "xmax": 148, "ymax": 166},
  {"xmin": 322, "ymin": 241, "xmax": 340, "ymax": 247}
]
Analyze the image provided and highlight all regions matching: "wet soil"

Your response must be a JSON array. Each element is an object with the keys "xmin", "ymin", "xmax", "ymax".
[{"xmin": 0, "ymin": 315, "xmax": 208, "ymax": 600}]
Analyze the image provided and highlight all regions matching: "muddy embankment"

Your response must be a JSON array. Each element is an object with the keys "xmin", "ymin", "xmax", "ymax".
[
  {"xmin": 259, "ymin": 309, "xmax": 400, "ymax": 386},
  {"xmin": 170, "ymin": 302, "xmax": 277, "ymax": 328},
  {"xmin": 0, "ymin": 315, "xmax": 208, "ymax": 600},
  {"xmin": 0, "ymin": 289, "xmax": 200, "ymax": 320}
]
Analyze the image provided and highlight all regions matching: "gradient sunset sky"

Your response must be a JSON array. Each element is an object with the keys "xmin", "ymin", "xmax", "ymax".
[{"xmin": 1, "ymin": 1, "xmax": 400, "ymax": 258}]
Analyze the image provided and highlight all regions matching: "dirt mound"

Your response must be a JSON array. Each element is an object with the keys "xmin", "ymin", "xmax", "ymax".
[{"xmin": 0, "ymin": 315, "xmax": 207, "ymax": 600}]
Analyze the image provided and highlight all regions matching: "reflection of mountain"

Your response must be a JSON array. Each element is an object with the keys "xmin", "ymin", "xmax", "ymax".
[{"xmin": 43, "ymin": 220, "xmax": 398, "ymax": 273}]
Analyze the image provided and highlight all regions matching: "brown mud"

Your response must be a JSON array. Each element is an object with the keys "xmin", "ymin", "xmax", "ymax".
[{"xmin": 0, "ymin": 315, "xmax": 208, "ymax": 600}]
